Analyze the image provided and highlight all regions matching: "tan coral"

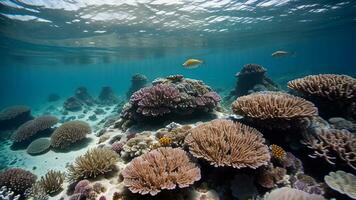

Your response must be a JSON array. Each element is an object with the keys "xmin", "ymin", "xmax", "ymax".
[
  {"xmin": 264, "ymin": 187, "xmax": 325, "ymax": 200},
  {"xmin": 38, "ymin": 170, "xmax": 65, "ymax": 195},
  {"xmin": 288, "ymin": 74, "xmax": 356, "ymax": 101},
  {"xmin": 302, "ymin": 128, "xmax": 356, "ymax": 170},
  {"xmin": 232, "ymin": 92, "xmax": 318, "ymax": 120},
  {"xmin": 324, "ymin": 170, "xmax": 356, "ymax": 199},
  {"xmin": 122, "ymin": 147, "xmax": 201, "ymax": 196},
  {"xmin": 184, "ymin": 119, "xmax": 270, "ymax": 169}
]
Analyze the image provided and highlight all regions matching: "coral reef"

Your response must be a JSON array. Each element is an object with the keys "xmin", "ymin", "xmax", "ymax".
[
  {"xmin": 63, "ymin": 97, "xmax": 83, "ymax": 112},
  {"xmin": 126, "ymin": 74, "xmax": 148, "ymax": 99},
  {"xmin": 24, "ymin": 182, "xmax": 49, "ymax": 200},
  {"xmin": 121, "ymin": 132, "xmax": 155, "ymax": 158},
  {"xmin": 301, "ymin": 128, "xmax": 356, "ymax": 170},
  {"xmin": 155, "ymin": 124, "xmax": 192, "ymax": 147},
  {"xmin": 264, "ymin": 187, "xmax": 325, "ymax": 200},
  {"xmin": 227, "ymin": 64, "xmax": 279, "ymax": 99},
  {"xmin": 98, "ymin": 86, "xmax": 119, "ymax": 105},
  {"xmin": 0, "ymin": 168, "xmax": 37, "ymax": 196},
  {"xmin": 26, "ymin": 138, "xmax": 51, "ymax": 155},
  {"xmin": 185, "ymin": 119, "xmax": 270, "ymax": 169},
  {"xmin": 257, "ymin": 164, "xmax": 287, "ymax": 189},
  {"xmin": 288, "ymin": 74, "xmax": 356, "ymax": 119},
  {"xmin": 328, "ymin": 117, "xmax": 356, "ymax": 132},
  {"xmin": 122, "ymin": 147, "xmax": 201, "ymax": 196},
  {"xmin": 324, "ymin": 170, "xmax": 356, "ymax": 199},
  {"xmin": 50, "ymin": 120, "xmax": 91, "ymax": 150},
  {"xmin": 270, "ymin": 144, "xmax": 287, "ymax": 161},
  {"xmin": 11, "ymin": 115, "xmax": 58, "ymax": 143},
  {"xmin": 121, "ymin": 75, "xmax": 221, "ymax": 123},
  {"xmin": 38, "ymin": 170, "xmax": 65, "ymax": 195},
  {"xmin": 0, "ymin": 105, "xmax": 32, "ymax": 131},
  {"xmin": 158, "ymin": 136, "xmax": 172, "ymax": 147},
  {"xmin": 232, "ymin": 91, "xmax": 318, "ymax": 130},
  {"xmin": 67, "ymin": 148, "xmax": 118, "ymax": 182},
  {"xmin": 291, "ymin": 173, "xmax": 324, "ymax": 195},
  {"xmin": 111, "ymin": 141, "xmax": 125, "ymax": 154}
]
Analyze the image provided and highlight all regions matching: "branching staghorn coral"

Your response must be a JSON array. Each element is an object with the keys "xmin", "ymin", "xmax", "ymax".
[
  {"xmin": 38, "ymin": 170, "xmax": 65, "ymax": 195},
  {"xmin": 51, "ymin": 120, "xmax": 91, "ymax": 149},
  {"xmin": 301, "ymin": 128, "xmax": 356, "ymax": 170},
  {"xmin": 231, "ymin": 92, "xmax": 318, "ymax": 129},
  {"xmin": 184, "ymin": 119, "xmax": 270, "ymax": 169},
  {"xmin": 67, "ymin": 148, "xmax": 118, "ymax": 182},
  {"xmin": 264, "ymin": 187, "xmax": 325, "ymax": 200},
  {"xmin": 324, "ymin": 170, "xmax": 356, "ymax": 199},
  {"xmin": 122, "ymin": 147, "xmax": 201, "ymax": 196},
  {"xmin": 12, "ymin": 115, "xmax": 58, "ymax": 143},
  {"xmin": 288, "ymin": 74, "xmax": 356, "ymax": 101}
]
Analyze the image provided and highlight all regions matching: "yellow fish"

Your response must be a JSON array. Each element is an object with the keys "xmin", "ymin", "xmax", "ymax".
[{"xmin": 182, "ymin": 59, "xmax": 204, "ymax": 68}]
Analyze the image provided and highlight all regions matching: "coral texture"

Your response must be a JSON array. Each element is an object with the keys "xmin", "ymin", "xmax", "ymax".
[
  {"xmin": 0, "ymin": 105, "xmax": 32, "ymax": 130},
  {"xmin": 257, "ymin": 164, "xmax": 287, "ymax": 189},
  {"xmin": 121, "ymin": 133, "xmax": 155, "ymax": 158},
  {"xmin": 270, "ymin": 144, "xmax": 287, "ymax": 161},
  {"xmin": 0, "ymin": 168, "xmax": 37, "ymax": 195},
  {"xmin": 121, "ymin": 75, "xmax": 221, "ymax": 122},
  {"xmin": 324, "ymin": 170, "xmax": 356, "ymax": 199},
  {"xmin": 26, "ymin": 138, "xmax": 51, "ymax": 155},
  {"xmin": 264, "ymin": 187, "xmax": 325, "ymax": 200},
  {"xmin": 291, "ymin": 173, "xmax": 324, "ymax": 195},
  {"xmin": 288, "ymin": 74, "xmax": 356, "ymax": 101},
  {"xmin": 51, "ymin": 120, "xmax": 91, "ymax": 149},
  {"xmin": 67, "ymin": 148, "xmax": 118, "ymax": 182},
  {"xmin": 232, "ymin": 91, "xmax": 318, "ymax": 129},
  {"xmin": 12, "ymin": 115, "xmax": 58, "ymax": 143},
  {"xmin": 63, "ymin": 97, "xmax": 82, "ymax": 111},
  {"xmin": 185, "ymin": 119, "xmax": 270, "ymax": 169},
  {"xmin": 122, "ymin": 147, "xmax": 201, "ymax": 196},
  {"xmin": 302, "ymin": 128, "xmax": 356, "ymax": 170},
  {"xmin": 25, "ymin": 182, "xmax": 48, "ymax": 200},
  {"xmin": 0, "ymin": 186, "xmax": 20, "ymax": 200},
  {"xmin": 38, "ymin": 170, "xmax": 65, "ymax": 195},
  {"xmin": 236, "ymin": 63, "xmax": 267, "ymax": 77},
  {"xmin": 69, "ymin": 180, "xmax": 96, "ymax": 200}
]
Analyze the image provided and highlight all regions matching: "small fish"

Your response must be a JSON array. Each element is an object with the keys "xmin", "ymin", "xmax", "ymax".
[
  {"xmin": 182, "ymin": 59, "xmax": 203, "ymax": 68},
  {"xmin": 271, "ymin": 50, "xmax": 295, "ymax": 58}
]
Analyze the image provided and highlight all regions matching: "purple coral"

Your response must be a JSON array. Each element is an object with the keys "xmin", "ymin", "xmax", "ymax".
[
  {"xmin": 195, "ymin": 92, "xmax": 221, "ymax": 109},
  {"xmin": 111, "ymin": 142, "xmax": 125, "ymax": 154},
  {"xmin": 70, "ymin": 180, "xmax": 96, "ymax": 200},
  {"xmin": 130, "ymin": 84, "xmax": 181, "ymax": 117}
]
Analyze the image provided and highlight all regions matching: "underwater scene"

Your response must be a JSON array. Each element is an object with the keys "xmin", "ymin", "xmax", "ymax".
[{"xmin": 0, "ymin": 0, "xmax": 356, "ymax": 199}]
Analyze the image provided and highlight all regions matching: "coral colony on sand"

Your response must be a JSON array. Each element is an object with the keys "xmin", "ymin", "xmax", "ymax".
[{"xmin": 1, "ymin": 70, "xmax": 356, "ymax": 200}]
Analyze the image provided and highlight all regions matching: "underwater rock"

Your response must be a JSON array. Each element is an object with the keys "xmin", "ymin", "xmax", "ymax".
[
  {"xmin": 324, "ymin": 170, "xmax": 356, "ymax": 199},
  {"xmin": 122, "ymin": 147, "xmax": 201, "ymax": 196},
  {"xmin": 288, "ymin": 74, "xmax": 356, "ymax": 119},
  {"xmin": 98, "ymin": 86, "xmax": 119, "ymax": 105},
  {"xmin": 63, "ymin": 97, "xmax": 83, "ymax": 112},
  {"xmin": 0, "ymin": 105, "xmax": 33, "ymax": 131},
  {"xmin": 26, "ymin": 138, "xmax": 51, "ymax": 155},
  {"xmin": 121, "ymin": 75, "xmax": 221, "ymax": 124},
  {"xmin": 0, "ymin": 168, "xmax": 37, "ymax": 196},
  {"xmin": 74, "ymin": 86, "xmax": 96, "ymax": 106},
  {"xmin": 126, "ymin": 73, "xmax": 148, "ymax": 99},
  {"xmin": 94, "ymin": 108, "xmax": 105, "ymax": 115},
  {"xmin": 47, "ymin": 93, "xmax": 60, "ymax": 102},
  {"xmin": 227, "ymin": 63, "xmax": 280, "ymax": 99}
]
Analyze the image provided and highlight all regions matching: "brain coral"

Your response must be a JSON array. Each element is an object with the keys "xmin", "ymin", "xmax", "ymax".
[
  {"xmin": 185, "ymin": 119, "xmax": 270, "ymax": 169},
  {"xmin": 122, "ymin": 147, "xmax": 201, "ymax": 196},
  {"xmin": 11, "ymin": 115, "xmax": 58, "ymax": 143},
  {"xmin": 324, "ymin": 170, "xmax": 356, "ymax": 199},
  {"xmin": 288, "ymin": 74, "xmax": 356, "ymax": 101},
  {"xmin": 231, "ymin": 91, "xmax": 318, "ymax": 129},
  {"xmin": 26, "ymin": 138, "xmax": 51, "ymax": 155},
  {"xmin": 0, "ymin": 168, "xmax": 37, "ymax": 195},
  {"xmin": 67, "ymin": 147, "xmax": 118, "ymax": 182},
  {"xmin": 51, "ymin": 120, "xmax": 91, "ymax": 149},
  {"xmin": 264, "ymin": 187, "xmax": 325, "ymax": 200}
]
